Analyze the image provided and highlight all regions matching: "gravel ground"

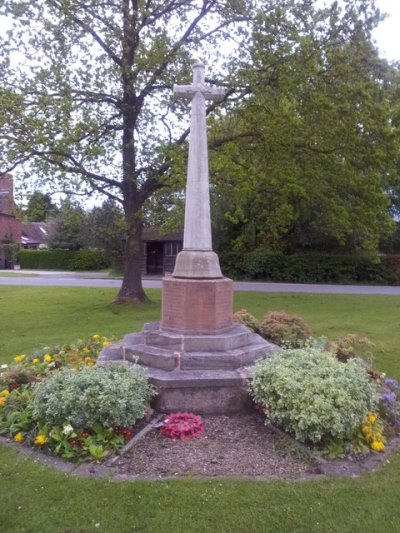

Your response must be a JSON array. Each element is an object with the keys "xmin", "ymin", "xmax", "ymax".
[{"xmin": 110, "ymin": 413, "xmax": 320, "ymax": 480}]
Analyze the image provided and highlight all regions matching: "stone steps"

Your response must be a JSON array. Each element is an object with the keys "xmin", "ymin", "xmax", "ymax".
[
  {"xmin": 126, "ymin": 322, "xmax": 258, "ymax": 352},
  {"xmin": 98, "ymin": 321, "xmax": 279, "ymax": 413}
]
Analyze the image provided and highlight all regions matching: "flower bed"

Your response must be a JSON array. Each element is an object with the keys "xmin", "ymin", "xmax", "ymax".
[
  {"xmin": 0, "ymin": 336, "xmax": 155, "ymax": 462},
  {"xmin": 1, "ymin": 318, "xmax": 399, "ymax": 464}
]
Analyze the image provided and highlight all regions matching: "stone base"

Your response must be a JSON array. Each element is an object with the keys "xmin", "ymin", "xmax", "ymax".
[
  {"xmin": 162, "ymin": 276, "xmax": 233, "ymax": 333},
  {"xmin": 172, "ymin": 249, "xmax": 223, "ymax": 278},
  {"xmin": 97, "ymin": 322, "xmax": 278, "ymax": 414}
]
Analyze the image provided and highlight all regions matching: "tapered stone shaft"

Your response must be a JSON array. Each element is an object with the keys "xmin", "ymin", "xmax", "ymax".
[{"xmin": 172, "ymin": 63, "xmax": 225, "ymax": 278}]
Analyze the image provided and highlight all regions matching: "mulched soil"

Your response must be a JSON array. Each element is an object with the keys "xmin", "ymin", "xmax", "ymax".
[
  {"xmin": 109, "ymin": 413, "xmax": 320, "ymax": 480},
  {"xmin": 2, "ymin": 412, "xmax": 397, "ymax": 480}
]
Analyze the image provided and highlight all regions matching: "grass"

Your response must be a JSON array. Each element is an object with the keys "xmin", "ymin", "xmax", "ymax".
[
  {"xmin": 1, "ymin": 443, "xmax": 399, "ymax": 533},
  {"xmin": 0, "ymin": 287, "xmax": 161, "ymax": 362},
  {"xmin": 1, "ymin": 285, "xmax": 400, "ymax": 532},
  {"xmin": 0, "ymin": 272, "xmax": 39, "ymax": 277},
  {"xmin": 1, "ymin": 287, "xmax": 399, "ymax": 377}
]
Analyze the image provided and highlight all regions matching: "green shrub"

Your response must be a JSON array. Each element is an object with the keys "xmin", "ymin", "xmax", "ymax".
[
  {"xmin": 219, "ymin": 251, "xmax": 400, "ymax": 284},
  {"xmin": 250, "ymin": 347, "xmax": 379, "ymax": 444},
  {"xmin": 233, "ymin": 309, "xmax": 259, "ymax": 332},
  {"xmin": 18, "ymin": 249, "xmax": 110, "ymax": 270},
  {"xmin": 259, "ymin": 311, "xmax": 311, "ymax": 347},
  {"xmin": 2, "ymin": 242, "xmax": 20, "ymax": 263},
  {"xmin": 32, "ymin": 363, "xmax": 155, "ymax": 428},
  {"xmin": 66, "ymin": 249, "xmax": 110, "ymax": 270},
  {"xmin": 325, "ymin": 334, "xmax": 375, "ymax": 363}
]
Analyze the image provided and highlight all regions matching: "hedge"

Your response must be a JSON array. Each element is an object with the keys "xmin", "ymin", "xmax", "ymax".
[
  {"xmin": 219, "ymin": 251, "xmax": 400, "ymax": 285},
  {"xmin": 17, "ymin": 249, "xmax": 111, "ymax": 271}
]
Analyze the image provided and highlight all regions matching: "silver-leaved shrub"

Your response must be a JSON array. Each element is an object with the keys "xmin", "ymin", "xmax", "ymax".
[
  {"xmin": 32, "ymin": 363, "xmax": 156, "ymax": 428},
  {"xmin": 250, "ymin": 347, "xmax": 379, "ymax": 443}
]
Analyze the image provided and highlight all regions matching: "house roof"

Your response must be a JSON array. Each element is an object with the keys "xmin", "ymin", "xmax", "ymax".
[{"xmin": 21, "ymin": 221, "xmax": 56, "ymax": 245}]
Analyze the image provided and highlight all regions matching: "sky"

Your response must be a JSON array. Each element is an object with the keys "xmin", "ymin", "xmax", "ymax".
[{"xmin": 371, "ymin": 0, "xmax": 400, "ymax": 61}]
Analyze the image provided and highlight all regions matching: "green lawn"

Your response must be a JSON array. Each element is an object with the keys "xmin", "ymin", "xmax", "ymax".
[{"xmin": 1, "ymin": 286, "xmax": 400, "ymax": 532}]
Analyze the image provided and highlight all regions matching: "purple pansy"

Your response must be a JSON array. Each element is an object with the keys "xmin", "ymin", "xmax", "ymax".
[
  {"xmin": 381, "ymin": 391, "xmax": 397, "ymax": 404},
  {"xmin": 384, "ymin": 378, "xmax": 399, "ymax": 387}
]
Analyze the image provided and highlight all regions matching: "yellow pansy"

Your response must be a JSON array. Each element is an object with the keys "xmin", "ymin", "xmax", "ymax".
[
  {"xmin": 93, "ymin": 334, "xmax": 100, "ymax": 339},
  {"xmin": 14, "ymin": 432, "xmax": 24, "ymax": 443},
  {"xmin": 361, "ymin": 426, "xmax": 371, "ymax": 438},
  {"xmin": 371, "ymin": 440, "xmax": 385, "ymax": 452},
  {"xmin": 0, "ymin": 389, "xmax": 10, "ymax": 397},
  {"xmin": 32, "ymin": 358, "xmax": 40, "ymax": 364},
  {"xmin": 43, "ymin": 354, "xmax": 52, "ymax": 363},
  {"xmin": 102, "ymin": 341, "xmax": 111, "ymax": 347},
  {"xmin": 35, "ymin": 434, "xmax": 48, "ymax": 446},
  {"xmin": 0, "ymin": 397, "xmax": 7, "ymax": 407},
  {"xmin": 368, "ymin": 413, "xmax": 377, "ymax": 424},
  {"xmin": 14, "ymin": 354, "xmax": 26, "ymax": 363}
]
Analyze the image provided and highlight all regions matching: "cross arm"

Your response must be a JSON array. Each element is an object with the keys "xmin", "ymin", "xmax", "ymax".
[{"xmin": 173, "ymin": 84, "xmax": 225, "ymax": 101}]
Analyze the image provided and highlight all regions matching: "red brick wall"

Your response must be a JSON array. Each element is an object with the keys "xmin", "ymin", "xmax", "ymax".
[
  {"xmin": 0, "ymin": 214, "xmax": 22, "ymax": 244},
  {"xmin": 0, "ymin": 173, "xmax": 15, "ymax": 215}
]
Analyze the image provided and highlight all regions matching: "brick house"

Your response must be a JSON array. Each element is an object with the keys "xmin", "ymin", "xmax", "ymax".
[{"xmin": 0, "ymin": 174, "xmax": 22, "ymax": 268}]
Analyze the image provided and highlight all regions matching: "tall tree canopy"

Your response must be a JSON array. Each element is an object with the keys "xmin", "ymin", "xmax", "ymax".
[
  {"xmin": 208, "ymin": 0, "xmax": 400, "ymax": 255},
  {"xmin": 0, "ymin": 0, "xmax": 249, "ymax": 301}
]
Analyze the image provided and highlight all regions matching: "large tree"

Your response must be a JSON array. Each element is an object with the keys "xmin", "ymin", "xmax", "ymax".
[
  {"xmin": 0, "ymin": 0, "xmax": 249, "ymax": 302},
  {"xmin": 208, "ymin": 0, "xmax": 400, "ymax": 255}
]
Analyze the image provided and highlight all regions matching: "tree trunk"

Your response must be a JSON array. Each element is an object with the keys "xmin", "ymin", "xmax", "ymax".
[{"xmin": 116, "ymin": 212, "xmax": 150, "ymax": 304}]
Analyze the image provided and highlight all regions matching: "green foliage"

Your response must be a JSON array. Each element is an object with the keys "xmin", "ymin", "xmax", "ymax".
[
  {"xmin": 325, "ymin": 334, "xmax": 375, "ymax": 363},
  {"xmin": 47, "ymin": 200, "xmax": 88, "ymax": 251},
  {"xmin": 210, "ymin": 1, "xmax": 400, "ymax": 256},
  {"xmin": 17, "ymin": 249, "xmax": 110, "ymax": 270},
  {"xmin": 259, "ymin": 311, "xmax": 311, "ymax": 348},
  {"xmin": 65, "ymin": 249, "xmax": 110, "ymax": 270},
  {"xmin": 1, "ymin": 242, "xmax": 20, "ymax": 263},
  {"xmin": 84, "ymin": 200, "xmax": 126, "ymax": 267},
  {"xmin": 221, "ymin": 251, "xmax": 400, "ymax": 284},
  {"xmin": 251, "ymin": 346, "xmax": 379, "ymax": 444},
  {"xmin": 232, "ymin": 309, "xmax": 259, "ymax": 332},
  {"xmin": 1, "ymin": 234, "xmax": 20, "ymax": 266},
  {"xmin": 32, "ymin": 364, "xmax": 155, "ymax": 429},
  {"xmin": 24, "ymin": 191, "xmax": 58, "ymax": 222}
]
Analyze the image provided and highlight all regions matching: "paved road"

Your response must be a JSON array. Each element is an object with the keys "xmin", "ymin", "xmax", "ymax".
[{"xmin": 1, "ymin": 271, "xmax": 400, "ymax": 294}]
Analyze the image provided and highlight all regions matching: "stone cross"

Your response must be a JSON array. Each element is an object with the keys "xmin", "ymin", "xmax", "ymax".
[{"xmin": 172, "ymin": 62, "xmax": 225, "ymax": 278}]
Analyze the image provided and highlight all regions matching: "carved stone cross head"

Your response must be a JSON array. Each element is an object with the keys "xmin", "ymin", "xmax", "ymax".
[{"xmin": 173, "ymin": 63, "xmax": 225, "ymax": 102}]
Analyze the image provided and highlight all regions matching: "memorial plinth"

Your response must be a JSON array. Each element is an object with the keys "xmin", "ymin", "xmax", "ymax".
[
  {"xmin": 97, "ymin": 62, "xmax": 277, "ymax": 413},
  {"xmin": 162, "ymin": 277, "xmax": 233, "ymax": 333},
  {"xmin": 98, "ymin": 322, "xmax": 277, "ymax": 413}
]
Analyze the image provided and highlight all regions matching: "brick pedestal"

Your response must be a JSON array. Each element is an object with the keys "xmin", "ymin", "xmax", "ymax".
[
  {"xmin": 98, "ymin": 275, "xmax": 279, "ymax": 414},
  {"xmin": 161, "ymin": 277, "xmax": 233, "ymax": 333}
]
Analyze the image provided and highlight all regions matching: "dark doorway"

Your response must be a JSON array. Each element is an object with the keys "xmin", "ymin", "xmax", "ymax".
[{"xmin": 146, "ymin": 242, "xmax": 164, "ymax": 274}]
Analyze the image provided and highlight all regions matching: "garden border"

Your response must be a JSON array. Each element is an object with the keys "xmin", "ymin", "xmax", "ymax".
[{"xmin": 2, "ymin": 417, "xmax": 400, "ymax": 481}]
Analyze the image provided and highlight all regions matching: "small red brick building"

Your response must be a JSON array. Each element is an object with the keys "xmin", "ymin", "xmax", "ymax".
[{"xmin": 142, "ymin": 229, "xmax": 183, "ymax": 275}]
